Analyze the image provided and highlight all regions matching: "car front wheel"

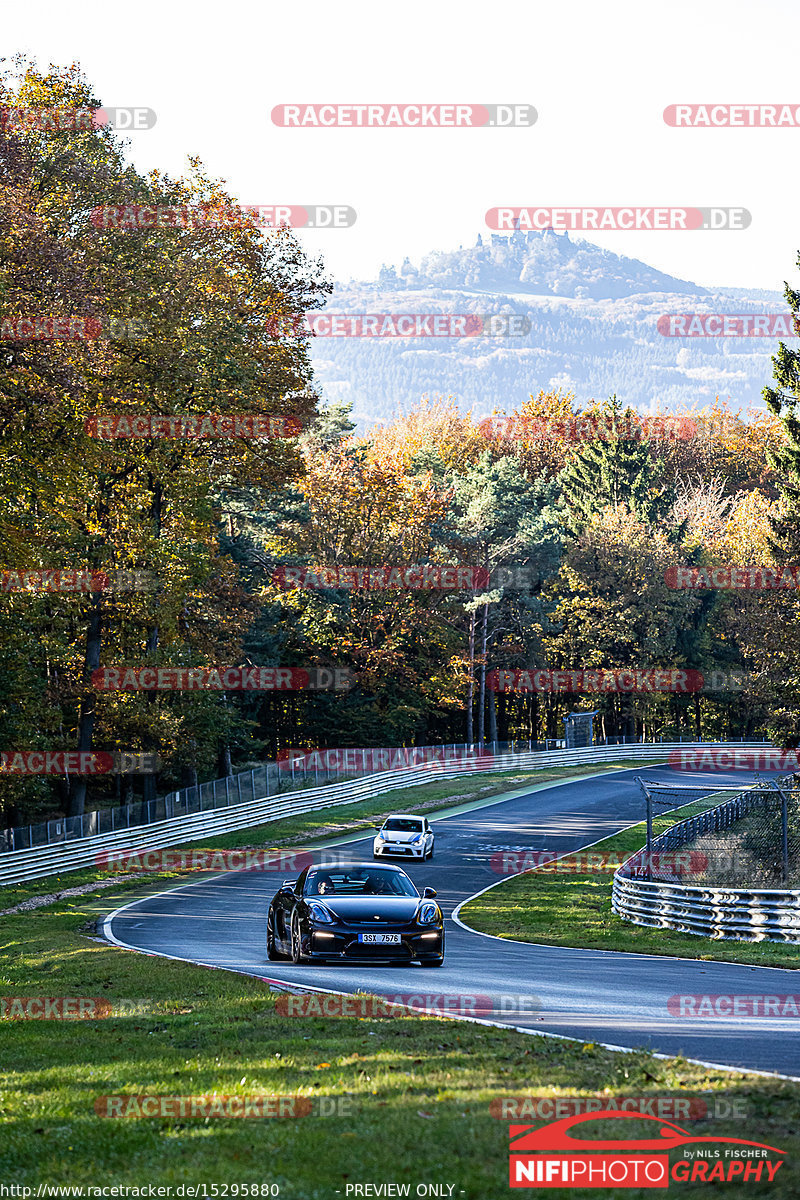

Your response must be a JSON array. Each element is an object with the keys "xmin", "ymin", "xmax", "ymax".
[{"xmin": 290, "ymin": 913, "xmax": 305, "ymax": 964}]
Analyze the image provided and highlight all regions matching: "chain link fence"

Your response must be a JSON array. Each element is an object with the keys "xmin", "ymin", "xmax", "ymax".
[
  {"xmin": 628, "ymin": 774, "xmax": 800, "ymax": 887},
  {"xmin": 1, "ymin": 735, "xmax": 762, "ymax": 856},
  {"xmin": 1, "ymin": 739, "xmax": 553, "ymax": 853}
]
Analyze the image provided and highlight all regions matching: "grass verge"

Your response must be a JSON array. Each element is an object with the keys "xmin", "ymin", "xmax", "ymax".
[
  {"xmin": 0, "ymin": 761, "xmax": 665, "ymax": 913},
  {"xmin": 460, "ymin": 794, "xmax": 800, "ymax": 969},
  {"xmin": 0, "ymin": 887, "xmax": 798, "ymax": 1195}
]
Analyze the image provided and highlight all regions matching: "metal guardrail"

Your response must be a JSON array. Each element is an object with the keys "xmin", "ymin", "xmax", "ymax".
[
  {"xmin": 1, "ymin": 734, "xmax": 759, "ymax": 854},
  {"xmin": 0, "ymin": 742, "xmax": 766, "ymax": 887},
  {"xmin": 612, "ymin": 778, "xmax": 800, "ymax": 944},
  {"xmin": 0, "ymin": 736, "xmax": 644, "ymax": 853},
  {"xmin": 2, "ymin": 740, "xmax": 557, "ymax": 853},
  {"xmin": 612, "ymin": 874, "xmax": 800, "ymax": 942}
]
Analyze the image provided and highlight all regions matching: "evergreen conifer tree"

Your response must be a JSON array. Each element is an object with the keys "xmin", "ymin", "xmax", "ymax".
[
  {"xmin": 557, "ymin": 395, "xmax": 674, "ymax": 533},
  {"xmin": 764, "ymin": 269, "xmax": 800, "ymax": 557}
]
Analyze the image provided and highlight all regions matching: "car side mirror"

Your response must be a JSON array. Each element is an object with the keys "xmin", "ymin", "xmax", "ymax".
[
  {"xmin": 423, "ymin": 887, "xmax": 437, "ymax": 898},
  {"xmin": 281, "ymin": 879, "xmax": 296, "ymax": 892}
]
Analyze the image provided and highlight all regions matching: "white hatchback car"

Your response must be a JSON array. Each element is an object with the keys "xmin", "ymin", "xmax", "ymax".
[{"xmin": 373, "ymin": 814, "xmax": 434, "ymax": 861}]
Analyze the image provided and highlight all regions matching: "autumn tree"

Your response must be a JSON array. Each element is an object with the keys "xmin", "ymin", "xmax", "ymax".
[
  {"xmin": 542, "ymin": 507, "xmax": 704, "ymax": 740},
  {"xmin": 0, "ymin": 61, "xmax": 329, "ymax": 820}
]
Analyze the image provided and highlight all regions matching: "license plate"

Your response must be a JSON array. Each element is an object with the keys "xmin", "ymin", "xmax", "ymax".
[{"xmin": 358, "ymin": 933, "xmax": 402, "ymax": 944}]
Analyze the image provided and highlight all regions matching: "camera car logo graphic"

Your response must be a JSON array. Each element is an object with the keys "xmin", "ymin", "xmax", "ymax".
[{"xmin": 508, "ymin": 1111, "xmax": 785, "ymax": 1188}]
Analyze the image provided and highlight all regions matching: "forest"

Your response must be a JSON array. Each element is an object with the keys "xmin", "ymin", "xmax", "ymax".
[{"xmin": 2, "ymin": 63, "xmax": 800, "ymax": 830}]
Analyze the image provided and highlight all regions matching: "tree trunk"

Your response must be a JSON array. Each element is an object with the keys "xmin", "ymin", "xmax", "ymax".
[
  {"xmin": 477, "ymin": 599, "xmax": 489, "ymax": 749},
  {"xmin": 498, "ymin": 688, "xmax": 508, "ymax": 741},
  {"xmin": 67, "ymin": 591, "xmax": 103, "ymax": 817},
  {"xmin": 141, "ymin": 476, "xmax": 164, "ymax": 807},
  {"xmin": 219, "ymin": 695, "xmax": 234, "ymax": 776},
  {"xmin": 142, "ymin": 621, "xmax": 159, "ymax": 805},
  {"xmin": 466, "ymin": 610, "xmax": 476, "ymax": 743}
]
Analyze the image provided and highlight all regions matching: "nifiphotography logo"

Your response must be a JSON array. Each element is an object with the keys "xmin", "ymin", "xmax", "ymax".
[{"xmin": 508, "ymin": 1111, "xmax": 785, "ymax": 1188}]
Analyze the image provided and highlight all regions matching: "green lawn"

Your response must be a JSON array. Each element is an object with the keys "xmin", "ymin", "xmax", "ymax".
[
  {"xmin": 1, "ymin": 884, "xmax": 798, "ymax": 1196},
  {"xmin": 460, "ymin": 794, "xmax": 800, "ymax": 969}
]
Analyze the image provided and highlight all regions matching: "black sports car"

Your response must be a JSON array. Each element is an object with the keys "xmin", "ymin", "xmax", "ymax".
[{"xmin": 266, "ymin": 861, "xmax": 445, "ymax": 966}]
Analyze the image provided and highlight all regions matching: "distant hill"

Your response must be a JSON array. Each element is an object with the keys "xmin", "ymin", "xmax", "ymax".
[{"xmin": 309, "ymin": 230, "xmax": 786, "ymax": 431}]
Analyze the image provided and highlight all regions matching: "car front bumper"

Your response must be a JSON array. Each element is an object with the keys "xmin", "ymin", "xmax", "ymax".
[
  {"xmin": 373, "ymin": 841, "xmax": 426, "ymax": 857},
  {"xmin": 306, "ymin": 927, "xmax": 443, "ymax": 961}
]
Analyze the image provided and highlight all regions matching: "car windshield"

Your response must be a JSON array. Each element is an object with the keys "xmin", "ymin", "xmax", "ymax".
[
  {"xmin": 383, "ymin": 818, "xmax": 424, "ymax": 832},
  {"xmin": 304, "ymin": 868, "xmax": 418, "ymax": 897}
]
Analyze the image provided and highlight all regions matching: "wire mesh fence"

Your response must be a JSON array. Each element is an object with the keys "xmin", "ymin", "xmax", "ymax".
[
  {"xmin": 0, "ymin": 757, "xmax": 355, "ymax": 853},
  {"xmin": 0, "ymin": 736, "xmax": 763, "ymax": 856},
  {"xmin": 625, "ymin": 774, "xmax": 800, "ymax": 888},
  {"xmin": 1, "ymin": 740, "xmax": 547, "ymax": 853}
]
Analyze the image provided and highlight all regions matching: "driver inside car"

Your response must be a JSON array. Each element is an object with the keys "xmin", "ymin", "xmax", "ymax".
[{"xmin": 363, "ymin": 873, "xmax": 390, "ymax": 894}]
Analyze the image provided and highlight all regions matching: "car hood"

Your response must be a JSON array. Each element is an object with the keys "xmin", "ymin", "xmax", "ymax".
[
  {"xmin": 307, "ymin": 896, "xmax": 422, "ymax": 922},
  {"xmin": 379, "ymin": 830, "xmax": 423, "ymax": 842}
]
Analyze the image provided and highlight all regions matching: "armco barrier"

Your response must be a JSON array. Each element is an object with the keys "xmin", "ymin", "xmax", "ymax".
[
  {"xmin": 0, "ymin": 742, "xmax": 766, "ymax": 886},
  {"xmin": 612, "ymin": 874, "xmax": 800, "ymax": 943},
  {"xmin": 612, "ymin": 777, "xmax": 800, "ymax": 944},
  {"xmin": 3, "ymin": 740, "xmax": 550, "ymax": 852},
  {"xmin": 0, "ymin": 736, "xmax": 765, "ymax": 854}
]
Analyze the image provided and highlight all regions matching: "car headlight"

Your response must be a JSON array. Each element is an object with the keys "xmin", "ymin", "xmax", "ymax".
[
  {"xmin": 416, "ymin": 901, "xmax": 440, "ymax": 925},
  {"xmin": 375, "ymin": 832, "xmax": 386, "ymax": 841},
  {"xmin": 308, "ymin": 902, "xmax": 334, "ymax": 923}
]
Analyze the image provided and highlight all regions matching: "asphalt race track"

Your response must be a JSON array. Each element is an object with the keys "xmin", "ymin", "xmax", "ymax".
[{"xmin": 103, "ymin": 766, "xmax": 800, "ymax": 1079}]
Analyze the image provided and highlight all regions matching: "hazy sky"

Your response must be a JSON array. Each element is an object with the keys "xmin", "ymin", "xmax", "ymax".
[{"xmin": 4, "ymin": 0, "xmax": 800, "ymax": 293}]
